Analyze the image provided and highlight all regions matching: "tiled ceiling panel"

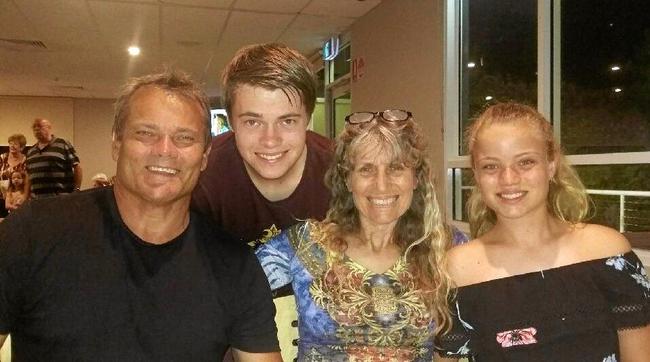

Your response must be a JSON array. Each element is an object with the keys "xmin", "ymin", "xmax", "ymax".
[
  {"xmin": 89, "ymin": 0, "xmax": 159, "ymax": 50},
  {"xmin": 160, "ymin": 0, "xmax": 235, "ymax": 8},
  {"xmin": 0, "ymin": 1, "xmax": 33, "ymax": 40},
  {"xmin": 232, "ymin": 0, "xmax": 311, "ymax": 13},
  {"xmin": 161, "ymin": 4, "xmax": 229, "ymax": 49},
  {"xmin": 303, "ymin": 0, "xmax": 381, "ymax": 18},
  {"xmin": 0, "ymin": 0, "xmax": 382, "ymax": 98},
  {"xmin": 15, "ymin": 0, "xmax": 103, "ymax": 51},
  {"xmin": 279, "ymin": 14, "xmax": 354, "ymax": 55},
  {"xmin": 217, "ymin": 10, "xmax": 295, "ymax": 56},
  {"xmin": 290, "ymin": 13, "xmax": 355, "ymax": 34}
]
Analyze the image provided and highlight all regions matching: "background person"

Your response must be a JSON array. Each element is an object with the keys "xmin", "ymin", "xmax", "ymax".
[
  {"xmin": 25, "ymin": 118, "xmax": 82, "ymax": 198},
  {"xmin": 4, "ymin": 170, "xmax": 27, "ymax": 212},
  {"xmin": 0, "ymin": 70, "xmax": 281, "ymax": 361},
  {"xmin": 192, "ymin": 42, "xmax": 333, "ymax": 361},
  {"xmin": 256, "ymin": 110, "xmax": 462, "ymax": 360},
  {"xmin": 0, "ymin": 134, "xmax": 27, "ymax": 217},
  {"xmin": 90, "ymin": 172, "xmax": 111, "ymax": 188},
  {"xmin": 437, "ymin": 102, "xmax": 650, "ymax": 360}
]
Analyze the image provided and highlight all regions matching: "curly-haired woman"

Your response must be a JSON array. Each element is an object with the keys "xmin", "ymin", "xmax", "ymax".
[{"xmin": 256, "ymin": 109, "xmax": 466, "ymax": 361}]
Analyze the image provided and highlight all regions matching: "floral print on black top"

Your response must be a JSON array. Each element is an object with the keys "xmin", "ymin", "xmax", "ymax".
[{"xmin": 438, "ymin": 251, "xmax": 650, "ymax": 361}]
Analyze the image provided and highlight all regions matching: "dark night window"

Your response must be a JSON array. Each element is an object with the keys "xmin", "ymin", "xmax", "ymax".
[
  {"xmin": 460, "ymin": 0, "xmax": 537, "ymax": 154},
  {"xmin": 561, "ymin": 0, "xmax": 650, "ymax": 154}
]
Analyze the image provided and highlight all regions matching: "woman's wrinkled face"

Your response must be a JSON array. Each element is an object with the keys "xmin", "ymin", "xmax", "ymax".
[
  {"xmin": 347, "ymin": 141, "xmax": 417, "ymax": 232},
  {"xmin": 8, "ymin": 140, "xmax": 23, "ymax": 154}
]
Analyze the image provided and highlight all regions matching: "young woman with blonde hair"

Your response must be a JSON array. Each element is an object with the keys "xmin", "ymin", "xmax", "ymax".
[{"xmin": 437, "ymin": 102, "xmax": 649, "ymax": 361}]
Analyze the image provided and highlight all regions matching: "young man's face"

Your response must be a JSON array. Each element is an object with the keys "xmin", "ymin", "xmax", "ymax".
[{"xmin": 229, "ymin": 84, "xmax": 310, "ymax": 185}]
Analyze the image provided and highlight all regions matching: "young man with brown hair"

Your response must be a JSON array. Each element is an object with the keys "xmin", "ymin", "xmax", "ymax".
[{"xmin": 192, "ymin": 43, "xmax": 333, "ymax": 361}]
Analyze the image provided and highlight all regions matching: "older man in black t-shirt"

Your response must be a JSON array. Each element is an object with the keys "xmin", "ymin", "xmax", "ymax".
[{"xmin": 0, "ymin": 70, "xmax": 281, "ymax": 361}]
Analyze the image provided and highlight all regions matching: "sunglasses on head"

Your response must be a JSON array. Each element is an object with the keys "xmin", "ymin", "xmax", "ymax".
[{"xmin": 344, "ymin": 109, "xmax": 412, "ymax": 124}]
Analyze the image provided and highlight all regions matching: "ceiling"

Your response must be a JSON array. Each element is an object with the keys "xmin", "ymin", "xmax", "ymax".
[{"xmin": 0, "ymin": 0, "xmax": 380, "ymax": 99}]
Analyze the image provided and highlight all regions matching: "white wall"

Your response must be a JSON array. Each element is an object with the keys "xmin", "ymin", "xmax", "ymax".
[
  {"xmin": 350, "ymin": 0, "xmax": 447, "ymax": 200},
  {"xmin": 0, "ymin": 96, "xmax": 74, "ymax": 144},
  {"xmin": 73, "ymin": 99, "xmax": 117, "ymax": 189},
  {"xmin": 0, "ymin": 96, "xmax": 116, "ymax": 189}
]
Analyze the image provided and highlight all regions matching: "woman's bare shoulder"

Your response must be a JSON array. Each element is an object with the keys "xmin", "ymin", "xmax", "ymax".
[
  {"xmin": 570, "ymin": 223, "xmax": 631, "ymax": 259},
  {"xmin": 447, "ymin": 238, "xmax": 490, "ymax": 287}
]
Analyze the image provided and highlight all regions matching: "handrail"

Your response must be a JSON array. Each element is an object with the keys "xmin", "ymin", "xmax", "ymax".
[
  {"xmin": 585, "ymin": 189, "xmax": 649, "ymax": 233},
  {"xmin": 586, "ymin": 189, "xmax": 650, "ymax": 197}
]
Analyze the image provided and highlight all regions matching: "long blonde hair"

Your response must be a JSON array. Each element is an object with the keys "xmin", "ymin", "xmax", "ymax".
[
  {"xmin": 466, "ymin": 102, "xmax": 591, "ymax": 238},
  {"xmin": 321, "ymin": 115, "xmax": 453, "ymax": 334}
]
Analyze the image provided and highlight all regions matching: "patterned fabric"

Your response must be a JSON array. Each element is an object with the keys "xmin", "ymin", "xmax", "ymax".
[
  {"xmin": 25, "ymin": 136, "xmax": 79, "ymax": 197},
  {"xmin": 0, "ymin": 152, "xmax": 26, "ymax": 182},
  {"xmin": 438, "ymin": 251, "xmax": 650, "ymax": 361},
  {"xmin": 256, "ymin": 221, "xmax": 451, "ymax": 361}
]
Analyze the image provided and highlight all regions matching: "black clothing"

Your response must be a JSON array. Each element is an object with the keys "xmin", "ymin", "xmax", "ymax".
[
  {"xmin": 437, "ymin": 252, "xmax": 650, "ymax": 361},
  {"xmin": 0, "ymin": 187, "xmax": 279, "ymax": 361}
]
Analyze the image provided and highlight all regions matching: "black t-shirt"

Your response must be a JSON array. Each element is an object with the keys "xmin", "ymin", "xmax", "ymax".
[{"xmin": 0, "ymin": 187, "xmax": 279, "ymax": 361}]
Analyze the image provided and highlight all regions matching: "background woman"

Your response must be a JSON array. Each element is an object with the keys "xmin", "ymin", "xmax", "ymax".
[
  {"xmin": 256, "ymin": 109, "xmax": 464, "ymax": 360},
  {"xmin": 0, "ymin": 134, "xmax": 27, "ymax": 217},
  {"xmin": 437, "ymin": 102, "xmax": 650, "ymax": 361},
  {"xmin": 5, "ymin": 170, "xmax": 27, "ymax": 212}
]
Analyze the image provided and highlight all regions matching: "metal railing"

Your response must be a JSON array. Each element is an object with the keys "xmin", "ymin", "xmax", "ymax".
[
  {"xmin": 454, "ymin": 186, "xmax": 650, "ymax": 233},
  {"xmin": 586, "ymin": 189, "xmax": 650, "ymax": 233}
]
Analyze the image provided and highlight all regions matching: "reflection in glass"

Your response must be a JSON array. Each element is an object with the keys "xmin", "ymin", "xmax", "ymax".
[
  {"xmin": 561, "ymin": 0, "xmax": 650, "ymax": 154},
  {"xmin": 333, "ymin": 92, "xmax": 351, "ymax": 137},
  {"xmin": 450, "ymin": 168, "xmax": 474, "ymax": 223},
  {"xmin": 574, "ymin": 164, "xmax": 650, "ymax": 232},
  {"xmin": 316, "ymin": 68, "xmax": 325, "ymax": 98},
  {"xmin": 332, "ymin": 45, "xmax": 351, "ymax": 82},
  {"xmin": 452, "ymin": 164, "xmax": 650, "ymax": 232},
  {"xmin": 460, "ymin": 0, "xmax": 537, "ymax": 154}
]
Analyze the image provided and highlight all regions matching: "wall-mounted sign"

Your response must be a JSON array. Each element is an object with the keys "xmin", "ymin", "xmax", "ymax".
[
  {"xmin": 352, "ymin": 56, "xmax": 365, "ymax": 82},
  {"xmin": 322, "ymin": 36, "xmax": 340, "ymax": 61}
]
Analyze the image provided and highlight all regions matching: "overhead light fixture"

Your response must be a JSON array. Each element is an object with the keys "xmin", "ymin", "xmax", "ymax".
[
  {"xmin": 485, "ymin": 95, "xmax": 493, "ymax": 100},
  {"xmin": 467, "ymin": 62, "xmax": 476, "ymax": 68},
  {"xmin": 614, "ymin": 88, "xmax": 622, "ymax": 93},
  {"xmin": 128, "ymin": 46, "xmax": 141, "ymax": 56},
  {"xmin": 610, "ymin": 65, "xmax": 621, "ymax": 71}
]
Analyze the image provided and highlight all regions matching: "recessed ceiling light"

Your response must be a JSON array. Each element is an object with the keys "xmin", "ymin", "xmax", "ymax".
[{"xmin": 128, "ymin": 46, "xmax": 140, "ymax": 56}]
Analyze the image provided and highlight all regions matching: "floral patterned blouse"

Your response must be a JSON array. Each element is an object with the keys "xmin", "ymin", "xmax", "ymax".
[
  {"xmin": 255, "ymin": 221, "xmax": 467, "ymax": 361},
  {"xmin": 0, "ymin": 152, "xmax": 26, "ymax": 181},
  {"xmin": 437, "ymin": 251, "xmax": 650, "ymax": 361}
]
